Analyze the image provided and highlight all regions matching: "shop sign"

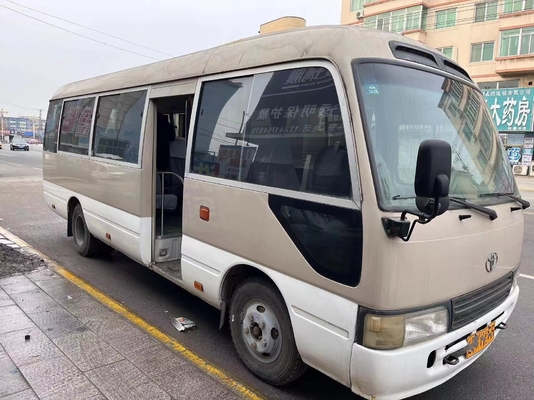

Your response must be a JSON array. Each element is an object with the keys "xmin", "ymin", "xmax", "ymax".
[
  {"xmin": 483, "ymin": 89, "xmax": 534, "ymax": 132},
  {"xmin": 507, "ymin": 147, "xmax": 523, "ymax": 164},
  {"xmin": 523, "ymin": 147, "xmax": 534, "ymax": 165}
]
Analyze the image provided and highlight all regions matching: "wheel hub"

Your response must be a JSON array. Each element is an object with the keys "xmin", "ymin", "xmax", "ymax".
[{"xmin": 241, "ymin": 301, "xmax": 282, "ymax": 363}]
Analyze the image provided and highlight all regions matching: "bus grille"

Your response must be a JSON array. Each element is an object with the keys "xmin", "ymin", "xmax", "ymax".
[{"xmin": 451, "ymin": 272, "xmax": 513, "ymax": 330}]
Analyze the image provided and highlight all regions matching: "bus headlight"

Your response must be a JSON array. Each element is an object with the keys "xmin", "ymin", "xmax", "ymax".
[{"xmin": 362, "ymin": 307, "xmax": 448, "ymax": 350}]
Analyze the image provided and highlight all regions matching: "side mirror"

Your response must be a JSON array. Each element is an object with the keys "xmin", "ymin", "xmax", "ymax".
[{"xmin": 414, "ymin": 140, "xmax": 452, "ymax": 217}]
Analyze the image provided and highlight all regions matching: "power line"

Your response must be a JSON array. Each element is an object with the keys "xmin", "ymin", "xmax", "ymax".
[
  {"xmin": 0, "ymin": 3, "xmax": 160, "ymax": 61},
  {"xmin": 5, "ymin": 0, "xmax": 173, "ymax": 58},
  {"xmin": 0, "ymin": 98, "xmax": 39, "ymax": 111}
]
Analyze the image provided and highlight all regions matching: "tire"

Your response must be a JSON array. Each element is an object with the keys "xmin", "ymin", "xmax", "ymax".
[
  {"xmin": 71, "ymin": 204, "xmax": 100, "ymax": 257},
  {"xmin": 229, "ymin": 277, "xmax": 308, "ymax": 386}
]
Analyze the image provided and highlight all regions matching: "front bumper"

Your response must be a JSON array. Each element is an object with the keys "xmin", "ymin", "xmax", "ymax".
[{"xmin": 350, "ymin": 285, "xmax": 519, "ymax": 400}]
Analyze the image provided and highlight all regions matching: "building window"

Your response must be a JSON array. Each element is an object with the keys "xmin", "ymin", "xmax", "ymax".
[
  {"xmin": 435, "ymin": 8, "xmax": 457, "ymax": 29},
  {"xmin": 192, "ymin": 66, "xmax": 351, "ymax": 198},
  {"xmin": 478, "ymin": 80, "xmax": 520, "ymax": 89},
  {"xmin": 478, "ymin": 79, "xmax": 519, "ymax": 90},
  {"xmin": 499, "ymin": 80, "xmax": 521, "ymax": 88},
  {"xmin": 437, "ymin": 46, "xmax": 454, "ymax": 59},
  {"xmin": 500, "ymin": 27, "xmax": 534, "ymax": 56},
  {"xmin": 471, "ymin": 42, "xmax": 494, "ymax": 62},
  {"xmin": 93, "ymin": 90, "xmax": 147, "ymax": 164},
  {"xmin": 364, "ymin": 6, "xmax": 427, "ymax": 33},
  {"xmin": 58, "ymin": 97, "xmax": 95, "ymax": 155},
  {"xmin": 475, "ymin": 1, "xmax": 498, "ymax": 22},
  {"xmin": 465, "ymin": 91, "xmax": 480, "ymax": 127},
  {"xmin": 351, "ymin": 0, "xmax": 376, "ymax": 12},
  {"xmin": 504, "ymin": 0, "xmax": 534, "ymax": 13}
]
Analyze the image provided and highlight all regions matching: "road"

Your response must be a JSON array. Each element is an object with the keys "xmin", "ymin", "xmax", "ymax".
[
  {"xmin": 0, "ymin": 144, "xmax": 43, "ymax": 181},
  {"xmin": 1, "ymin": 145, "xmax": 533, "ymax": 400}
]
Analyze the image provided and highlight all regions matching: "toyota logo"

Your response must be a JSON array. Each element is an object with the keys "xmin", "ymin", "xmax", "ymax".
[{"xmin": 486, "ymin": 253, "xmax": 498, "ymax": 272}]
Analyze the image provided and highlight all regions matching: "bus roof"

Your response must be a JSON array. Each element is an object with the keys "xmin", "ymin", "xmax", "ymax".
[{"xmin": 51, "ymin": 25, "xmax": 458, "ymax": 100}]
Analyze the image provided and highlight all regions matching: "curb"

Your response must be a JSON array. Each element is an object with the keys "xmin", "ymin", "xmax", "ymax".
[
  {"xmin": 0, "ymin": 226, "xmax": 265, "ymax": 400},
  {"xmin": 520, "ymin": 187, "xmax": 534, "ymax": 192}
]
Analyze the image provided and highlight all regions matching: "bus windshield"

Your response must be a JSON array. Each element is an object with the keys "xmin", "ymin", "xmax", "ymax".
[{"xmin": 355, "ymin": 62, "xmax": 516, "ymax": 211}]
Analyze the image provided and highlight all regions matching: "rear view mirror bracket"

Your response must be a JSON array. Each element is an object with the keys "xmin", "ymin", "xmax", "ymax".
[
  {"xmin": 382, "ymin": 198, "xmax": 440, "ymax": 242},
  {"xmin": 382, "ymin": 139, "xmax": 452, "ymax": 242}
]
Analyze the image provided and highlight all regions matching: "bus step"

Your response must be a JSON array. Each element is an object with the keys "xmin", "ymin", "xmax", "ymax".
[{"xmin": 152, "ymin": 260, "xmax": 183, "ymax": 285}]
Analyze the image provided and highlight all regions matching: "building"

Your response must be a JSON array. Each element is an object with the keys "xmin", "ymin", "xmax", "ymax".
[
  {"xmin": 1, "ymin": 115, "xmax": 44, "ymax": 139},
  {"xmin": 341, "ymin": 0, "xmax": 534, "ymax": 174},
  {"xmin": 259, "ymin": 16, "xmax": 306, "ymax": 34}
]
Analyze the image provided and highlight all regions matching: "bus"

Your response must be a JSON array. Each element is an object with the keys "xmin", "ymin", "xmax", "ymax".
[{"xmin": 42, "ymin": 25, "xmax": 527, "ymax": 399}]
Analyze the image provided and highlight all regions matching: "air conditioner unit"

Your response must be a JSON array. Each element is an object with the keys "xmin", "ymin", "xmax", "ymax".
[
  {"xmin": 356, "ymin": 10, "xmax": 364, "ymax": 19},
  {"xmin": 513, "ymin": 164, "xmax": 528, "ymax": 176}
]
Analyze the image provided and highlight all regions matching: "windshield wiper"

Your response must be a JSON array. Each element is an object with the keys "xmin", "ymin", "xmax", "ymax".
[
  {"xmin": 392, "ymin": 195, "xmax": 414, "ymax": 200},
  {"xmin": 449, "ymin": 197, "xmax": 498, "ymax": 220},
  {"xmin": 479, "ymin": 192, "xmax": 530, "ymax": 210},
  {"xmin": 392, "ymin": 194, "xmax": 497, "ymax": 219},
  {"xmin": 392, "ymin": 195, "xmax": 466, "ymax": 201}
]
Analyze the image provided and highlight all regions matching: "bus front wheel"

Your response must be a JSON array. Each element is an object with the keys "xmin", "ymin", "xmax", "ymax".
[
  {"xmin": 229, "ymin": 277, "xmax": 308, "ymax": 386},
  {"xmin": 71, "ymin": 204, "xmax": 100, "ymax": 257}
]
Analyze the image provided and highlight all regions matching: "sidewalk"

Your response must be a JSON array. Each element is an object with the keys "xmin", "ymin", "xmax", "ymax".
[
  {"xmin": 0, "ymin": 232, "xmax": 251, "ymax": 400},
  {"xmin": 515, "ymin": 175, "xmax": 534, "ymax": 192}
]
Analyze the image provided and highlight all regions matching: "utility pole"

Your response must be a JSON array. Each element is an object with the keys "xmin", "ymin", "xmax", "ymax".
[
  {"xmin": 0, "ymin": 109, "xmax": 6, "ymax": 143},
  {"xmin": 38, "ymin": 109, "xmax": 43, "ymax": 139}
]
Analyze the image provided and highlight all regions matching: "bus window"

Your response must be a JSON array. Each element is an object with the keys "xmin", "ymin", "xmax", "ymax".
[
  {"xmin": 192, "ymin": 67, "xmax": 351, "ymax": 198},
  {"xmin": 357, "ymin": 62, "xmax": 515, "ymax": 210},
  {"xmin": 93, "ymin": 90, "xmax": 147, "ymax": 164},
  {"xmin": 58, "ymin": 97, "xmax": 95, "ymax": 156},
  {"xmin": 193, "ymin": 77, "xmax": 253, "ymax": 178},
  {"xmin": 44, "ymin": 100, "xmax": 62, "ymax": 153}
]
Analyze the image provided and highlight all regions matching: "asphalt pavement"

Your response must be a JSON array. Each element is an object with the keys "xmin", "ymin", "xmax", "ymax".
[
  {"xmin": 0, "ymin": 144, "xmax": 533, "ymax": 400},
  {"xmin": 0, "ymin": 144, "xmax": 43, "ymax": 181}
]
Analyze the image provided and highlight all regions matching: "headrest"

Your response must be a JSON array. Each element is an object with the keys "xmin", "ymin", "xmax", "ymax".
[{"xmin": 169, "ymin": 138, "xmax": 186, "ymax": 158}]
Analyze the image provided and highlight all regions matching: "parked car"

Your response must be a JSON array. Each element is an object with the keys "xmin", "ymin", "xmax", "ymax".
[
  {"xmin": 10, "ymin": 137, "xmax": 29, "ymax": 151},
  {"xmin": 0, "ymin": 142, "xmax": 2, "ymax": 149}
]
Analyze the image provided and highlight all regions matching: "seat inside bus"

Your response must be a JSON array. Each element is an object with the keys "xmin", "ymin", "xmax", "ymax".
[
  {"xmin": 246, "ymin": 133, "xmax": 349, "ymax": 197},
  {"xmin": 154, "ymin": 95, "xmax": 192, "ymax": 238}
]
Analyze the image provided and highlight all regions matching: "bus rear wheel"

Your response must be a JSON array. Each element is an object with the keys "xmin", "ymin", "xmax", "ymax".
[
  {"xmin": 229, "ymin": 277, "xmax": 308, "ymax": 386},
  {"xmin": 71, "ymin": 204, "xmax": 100, "ymax": 257}
]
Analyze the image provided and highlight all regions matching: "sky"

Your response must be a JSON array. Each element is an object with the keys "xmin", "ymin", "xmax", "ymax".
[{"xmin": 0, "ymin": 0, "xmax": 342, "ymax": 119}]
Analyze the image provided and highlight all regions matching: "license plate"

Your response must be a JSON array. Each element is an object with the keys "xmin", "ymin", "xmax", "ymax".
[{"xmin": 466, "ymin": 321, "xmax": 496, "ymax": 359}]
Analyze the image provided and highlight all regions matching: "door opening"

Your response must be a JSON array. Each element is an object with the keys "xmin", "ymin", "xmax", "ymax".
[{"xmin": 153, "ymin": 94, "xmax": 193, "ymax": 264}]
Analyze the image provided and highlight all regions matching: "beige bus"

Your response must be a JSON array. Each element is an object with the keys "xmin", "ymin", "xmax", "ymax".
[{"xmin": 43, "ymin": 25, "xmax": 527, "ymax": 399}]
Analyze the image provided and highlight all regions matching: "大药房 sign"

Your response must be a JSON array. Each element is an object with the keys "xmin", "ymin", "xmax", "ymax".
[{"xmin": 483, "ymin": 89, "xmax": 534, "ymax": 132}]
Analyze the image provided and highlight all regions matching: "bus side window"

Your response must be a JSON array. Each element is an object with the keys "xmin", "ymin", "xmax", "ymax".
[
  {"xmin": 191, "ymin": 66, "xmax": 352, "ymax": 199},
  {"xmin": 44, "ymin": 100, "xmax": 62, "ymax": 153}
]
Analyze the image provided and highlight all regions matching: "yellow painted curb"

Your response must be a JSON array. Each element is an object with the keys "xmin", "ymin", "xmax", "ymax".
[
  {"xmin": 0, "ymin": 226, "xmax": 264, "ymax": 400},
  {"xmin": 519, "ymin": 187, "xmax": 534, "ymax": 192}
]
